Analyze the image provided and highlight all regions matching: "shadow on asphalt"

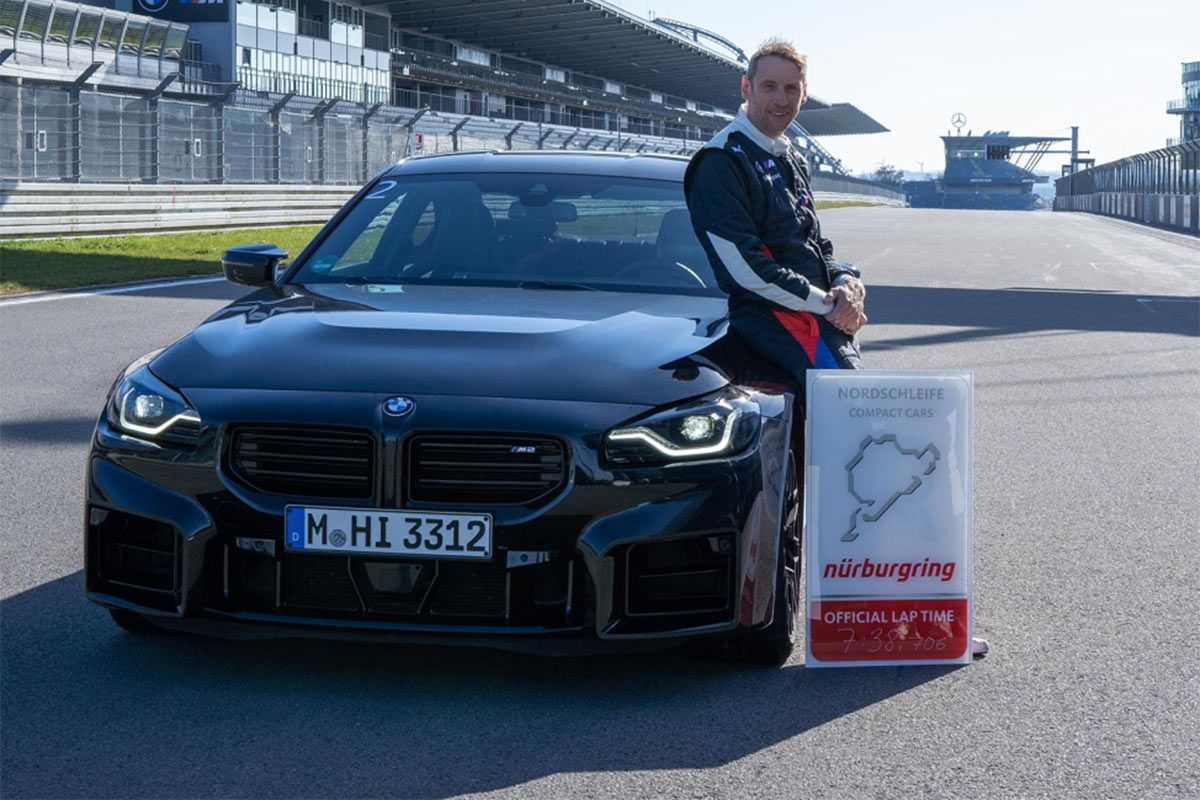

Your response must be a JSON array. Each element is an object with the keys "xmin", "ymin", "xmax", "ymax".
[
  {"xmin": 0, "ymin": 573, "xmax": 959, "ymax": 799},
  {"xmin": 1, "ymin": 416, "xmax": 97, "ymax": 445},
  {"xmin": 866, "ymin": 285, "xmax": 1198, "ymax": 346}
]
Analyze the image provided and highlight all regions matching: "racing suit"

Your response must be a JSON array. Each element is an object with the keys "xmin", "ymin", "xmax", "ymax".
[{"xmin": 685, "ymin": 108, "xmax": 862, "ymax": 401}]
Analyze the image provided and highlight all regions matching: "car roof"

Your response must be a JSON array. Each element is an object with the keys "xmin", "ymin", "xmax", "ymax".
[{"xmin": 384, "ymin": 150, "xmax": 690, "ymax": 181}]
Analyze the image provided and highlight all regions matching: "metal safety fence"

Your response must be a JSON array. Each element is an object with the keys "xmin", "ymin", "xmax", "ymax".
[
  {"xmin": 0, "ymin": 77, "xmax": 709, "ymax": 187},
  {"xmin": 1054, "ymin": 141, "xmax": 1200, "ymax": 235}
]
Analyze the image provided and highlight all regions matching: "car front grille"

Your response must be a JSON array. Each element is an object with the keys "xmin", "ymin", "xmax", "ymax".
[
  {"xmin": 406, "ymin": 434, "xmax": 566, "ymax": 505},
  {"xmin": 282, "ymin": 553, "xmax": 361, "ymax": 612},
  {"xmin": 277, "ymin": 555, "xmax": 569, "ymax": 623},
  {"xmin": 230, "ymin": 426, "xmax": 376, "ymax": 499},
  {"xmin": 428, "ymin": 561, "xmax": 507, "ymax": 618}
]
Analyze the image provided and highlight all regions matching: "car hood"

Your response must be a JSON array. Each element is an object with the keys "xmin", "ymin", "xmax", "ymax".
[{"xmin": 152, "ymin": 283, "xmax": 733, "ymax": 405}]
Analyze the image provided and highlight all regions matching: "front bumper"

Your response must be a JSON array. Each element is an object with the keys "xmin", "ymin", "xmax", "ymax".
[{"xmin": 85, "ymin": 388, "xmax": 793, "ymax": 651}]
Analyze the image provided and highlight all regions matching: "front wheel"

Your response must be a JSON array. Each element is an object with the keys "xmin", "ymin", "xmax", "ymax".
[{"xmin": 736, "ymin": 448, "xmax": 802, "ymax": 666}]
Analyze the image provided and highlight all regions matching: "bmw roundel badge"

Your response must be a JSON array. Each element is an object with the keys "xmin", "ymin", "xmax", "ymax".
[{"xmin": 384, "ymin": 396, "xmax": 415, "ymax": 417}]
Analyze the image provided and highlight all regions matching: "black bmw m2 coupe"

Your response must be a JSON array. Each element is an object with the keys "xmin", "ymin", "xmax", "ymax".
[{"xmin": 86, "ymin": 151, "xmax": 803, "ymax": 664}]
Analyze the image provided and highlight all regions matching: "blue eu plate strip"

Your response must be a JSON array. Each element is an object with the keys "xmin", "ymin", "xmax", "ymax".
[{"xmin": 285, "ymin": 506, "xmax": 306, "ymax": 549}]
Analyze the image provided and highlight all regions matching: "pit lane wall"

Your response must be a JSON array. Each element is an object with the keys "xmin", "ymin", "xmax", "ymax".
[{"xmin": 1054, "ymin": 141, "xmax": 1200, "ymax": 235}]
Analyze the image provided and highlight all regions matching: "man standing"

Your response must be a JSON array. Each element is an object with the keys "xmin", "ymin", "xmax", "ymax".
[{"xmin": 685, "ymin": 39, "xmax": 867, "ymax": 397}]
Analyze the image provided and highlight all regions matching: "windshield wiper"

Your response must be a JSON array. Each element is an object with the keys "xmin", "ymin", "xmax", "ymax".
[{"xmin": 518, "ymin": 280, "xmax": 602, "ymax": 292}]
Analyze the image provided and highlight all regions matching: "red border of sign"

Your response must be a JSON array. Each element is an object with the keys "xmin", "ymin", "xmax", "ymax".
[{"xmin": 809, "ymin": 598, "xmax": 969, "ymax": 662}]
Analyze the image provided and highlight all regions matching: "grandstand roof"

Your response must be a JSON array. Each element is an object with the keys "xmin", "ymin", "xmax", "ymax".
[
  {"xmin": 378, "ymin": 0, "xmax": 743, "ymax": 108},
  {"xmin": 796, "ymin": 103, "xmax": 889, "ymax": 136},
  {"xmin": 375, "ymin": 0, "xmax": 886, "ymax": 136}
]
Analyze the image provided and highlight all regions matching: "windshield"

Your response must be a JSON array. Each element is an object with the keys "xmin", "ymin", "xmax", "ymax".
[{"xmin": 288, "ymin": 172, "xmax": 721, "ymax": 296}]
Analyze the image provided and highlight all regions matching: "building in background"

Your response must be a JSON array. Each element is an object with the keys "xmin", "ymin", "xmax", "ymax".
[
  {"xmin": 1167, "ymin": 60, "xmax": 1199, "ymax": 146},
  {"xmin": 905, "ymin": 131, "xmax": 1070, "ymax": 210},
  {"xmin": 1, "ymin": 0, "xmax": 890, "ymax": 186}
]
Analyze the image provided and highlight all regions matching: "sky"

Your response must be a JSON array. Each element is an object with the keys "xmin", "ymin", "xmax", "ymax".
[{"xmin": 610, "ymin": 0, "xmax": 1198, "ymax": 176}]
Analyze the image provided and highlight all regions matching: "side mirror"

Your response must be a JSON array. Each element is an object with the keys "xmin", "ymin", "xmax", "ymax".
[{"xmin": 222, "ymin": 243, "xmax": 288, "ymax": 287}]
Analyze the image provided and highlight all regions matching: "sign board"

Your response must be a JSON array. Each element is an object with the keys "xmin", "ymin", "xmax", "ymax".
[{"xmin": 805, "ymin": 371, "xmax": 973, "ymax": 667}]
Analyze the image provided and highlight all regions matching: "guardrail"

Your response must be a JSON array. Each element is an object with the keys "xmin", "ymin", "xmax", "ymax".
[
  {"xmin": 1054, "ymin": 191, "xmax": 1198, "ymax": 235},
  {"xmin": 811, "ymin": 174, "xmax": 906, "ymax": 202},
  {"xmin": 1054, "ymin": 141, "xmax": 1200, "ymax": 235},
  {"xmin": 0, "ymin": 183, "xmax": 355, "ymax": 237}
]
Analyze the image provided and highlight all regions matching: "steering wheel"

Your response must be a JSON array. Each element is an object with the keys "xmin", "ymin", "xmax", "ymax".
[{"xmin": 608, "ymin": 259, "xmax": 708, "ymax": 289}]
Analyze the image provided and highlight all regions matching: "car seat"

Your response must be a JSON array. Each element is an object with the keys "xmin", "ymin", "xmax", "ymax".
[{"xmin": 422, "ymin": 202, "xmax": 502, "ymax": 277}]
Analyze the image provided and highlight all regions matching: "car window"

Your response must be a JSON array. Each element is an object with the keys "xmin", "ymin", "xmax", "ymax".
[
  {"xmin": 304, "ymin": 188, "xmax": 411, "ymax": 277},
  {"xmin": 556, "ymin": 198, "xmax": 675, "ymax": 243},
  {"xmin": 332, "ymin": 194, "xmax": 405, "ymax": 270},
  {"xmin": 290, "ymin": 172, "xmax": 720, "ymax": 296}
]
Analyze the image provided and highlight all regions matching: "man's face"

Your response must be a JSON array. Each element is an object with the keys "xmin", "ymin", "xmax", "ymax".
[{"xmin": 741, "ymin": 55, "xmax": 807, "ymax": 139}]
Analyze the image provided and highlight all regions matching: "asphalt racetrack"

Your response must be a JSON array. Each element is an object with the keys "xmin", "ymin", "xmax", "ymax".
[{"xmin": 2, "ymin": 209, "xmax": 1197, "ymax": 799}]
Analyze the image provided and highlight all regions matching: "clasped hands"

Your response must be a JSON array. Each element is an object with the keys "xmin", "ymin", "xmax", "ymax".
[{"xmin": 823, "ymin": 277, "xmax": 868, "ymax": 336}]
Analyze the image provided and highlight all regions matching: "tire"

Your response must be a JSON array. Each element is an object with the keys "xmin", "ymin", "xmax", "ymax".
[
  {"xmin": 736, "ymin": 447, "xmax": 802, "ymax": 666},
  {"xmin": 109, "ymin": 608, "xmax": 163, "ymax": 635}
]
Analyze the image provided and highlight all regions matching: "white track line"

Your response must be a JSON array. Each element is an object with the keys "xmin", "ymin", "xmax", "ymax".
[{"xmin": 0, "ymin": 276, "xmax": 226, "ymax": 308}]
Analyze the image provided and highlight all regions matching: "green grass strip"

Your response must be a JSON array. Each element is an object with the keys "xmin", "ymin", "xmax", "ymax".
[{"xmin": 0, "ymin": 225, "xmax": 322, "ymax": 296}]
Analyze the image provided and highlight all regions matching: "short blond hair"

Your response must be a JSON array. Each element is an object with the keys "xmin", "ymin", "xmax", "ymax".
[{"xmin": 747, "ymin": 39, "xmax": 808, "ymax": 84}]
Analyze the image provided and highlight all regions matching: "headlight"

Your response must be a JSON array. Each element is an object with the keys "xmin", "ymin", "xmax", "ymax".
[
  {"xmin": 604, "ymin": 388, "xmax": 761, "ymax": 465},
  {"xmin": 107, "ymin": 363, "xmax": 200, "ymax": 440}
]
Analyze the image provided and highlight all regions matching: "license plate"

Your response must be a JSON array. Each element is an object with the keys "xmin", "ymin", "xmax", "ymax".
[{"xmin": 284, "ymin": 506, "xmax": 492, "ymax": 560}]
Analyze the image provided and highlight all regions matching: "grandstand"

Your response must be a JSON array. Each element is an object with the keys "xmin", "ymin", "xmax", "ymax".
[
  {"xmin": 0, "ymin": 0, "xmax": 899, "ymax": 233},
  {"xmin": 905, "ymin": 132, "xmax": 1070, "ymax": 210}
]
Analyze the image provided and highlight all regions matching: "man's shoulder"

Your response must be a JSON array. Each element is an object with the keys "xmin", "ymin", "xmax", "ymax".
[
  {"xmin": 687, "ymin": 128, "xmax": 759, "ymax": 180},
  {"xmin": 684, "ymin": 145, "xmax": 741, "ymax": 199},
  {"xmin": 696, "ymin": 122, "xmax": 762, "ymax": 157}
]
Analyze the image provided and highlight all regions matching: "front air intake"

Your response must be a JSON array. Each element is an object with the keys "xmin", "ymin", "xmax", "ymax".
[
  {"xmin": 230, "ymin": 426, "xmax": 376, "ymax": 499},
  {"xmin": 406, "ymin": 434, "xmax": 566, "ymax": 505},
  {"xmin": 624, "ymin": 535, "xmax": 735, "ymax": 617},
  {"xmin": 88, "ymin": 507, "xmax": 180, "ymax": 611}
]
